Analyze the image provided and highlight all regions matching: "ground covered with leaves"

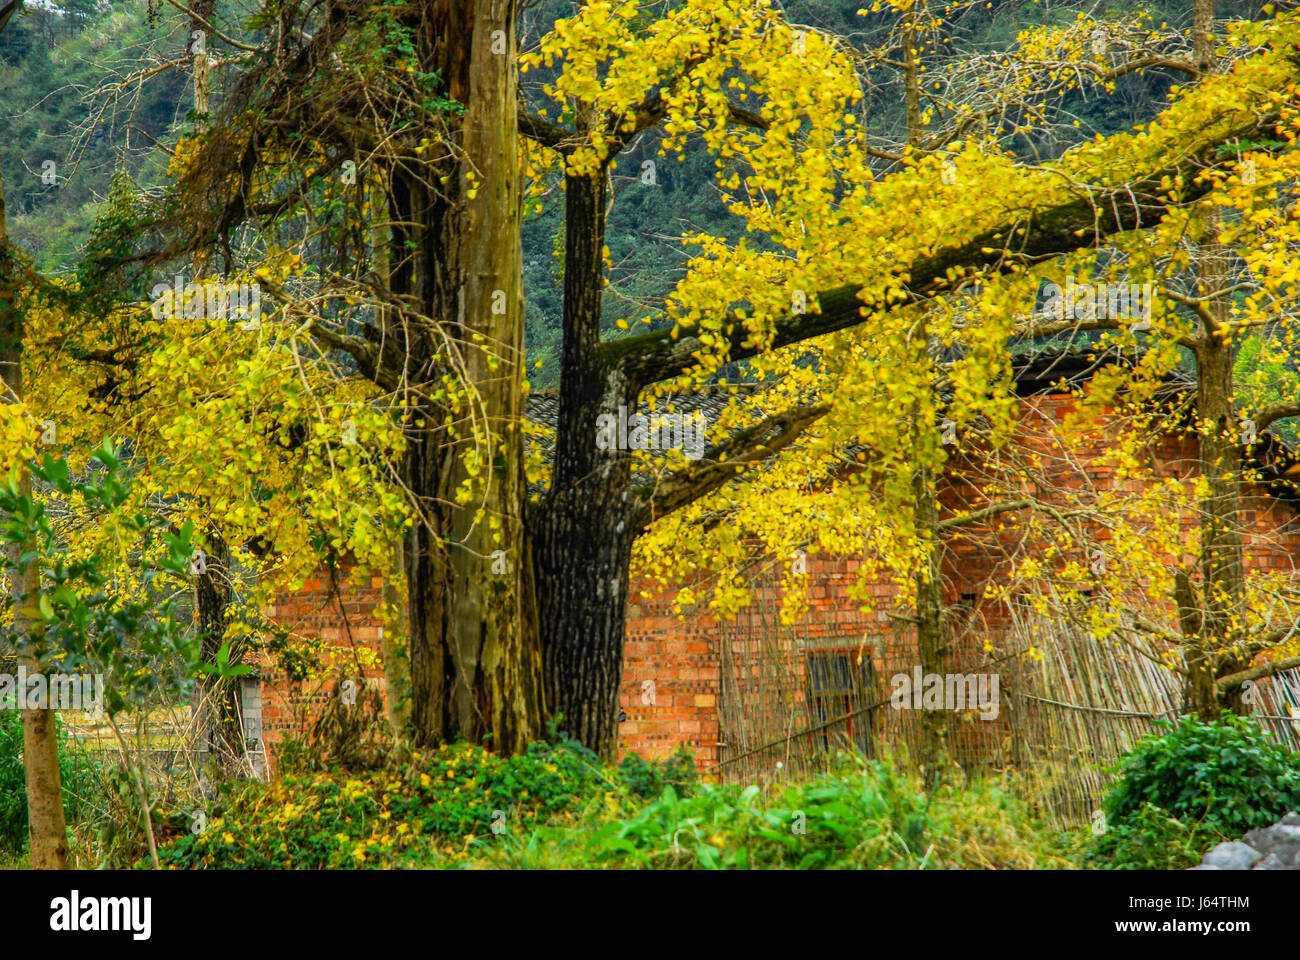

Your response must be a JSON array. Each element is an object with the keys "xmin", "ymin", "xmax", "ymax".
[
  {"xmin": 148, "ymin": 737, "xmax": 1068, "ymax": 870},
  {"xmin": 7, "ymin": 715, "xmax": 1292, "ymax": 870}
]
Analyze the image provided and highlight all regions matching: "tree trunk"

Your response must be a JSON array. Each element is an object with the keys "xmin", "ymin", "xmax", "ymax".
[
  {"xmin": 192, "ymin": 527, "xmax": 247, "ymax": 778},
  {"xmin": 531, "ymin": 165, "xmax": 638, "ymax": 759},
  {"xmin": 534, "ymin": 490, "xmax": 635, "ymax": 760},
  {"xmin": 189, "ymin": 0, "xmax": 213, "ymax": 121},
  {"xmin": 1189, "ymin": 333, "xmax": 1249, "ymax": 718},
  {"xmin": 0, "ymin": 166, "xmax": 69, "ymax": 868},
  {"xmin": 903, "ymin": 13, "xmax": 950, "ymax": 776},
  {"xmin": 185, "ymin": 5, "xmax": 245, "ymax": 777},
  {"xmin": 402, "ymin": 0, "xmax": 543, "ymax": 753},
  {"xmin": 1182, "ymin": 0, "xmax": 1249, "ymax": 719},
  {"xmin": 913, "ymin": 463, "xmax": 950, "ymax": 774},
  {"xmin": 381, "ymin": 534, "xmax": 413, "ymax": 743}
]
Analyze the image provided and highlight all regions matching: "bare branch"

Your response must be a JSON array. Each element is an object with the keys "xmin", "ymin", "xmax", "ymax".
[
  {"xmin": 935, "ymin": 499, "xmax": 1032, "ymax": 532},
  {"xmin": 517, "ymin": 109, "xmax": 576, "ymax": 153},
  {"xmin": 1252, "ymin": 400, "xmax": 1300, "ymax": 437}
]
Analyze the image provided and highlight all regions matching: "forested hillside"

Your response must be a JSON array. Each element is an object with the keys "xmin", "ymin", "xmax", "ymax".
[{"xmin": 2, "ymin": 0, "xmax": 1274, "ymax": 386}]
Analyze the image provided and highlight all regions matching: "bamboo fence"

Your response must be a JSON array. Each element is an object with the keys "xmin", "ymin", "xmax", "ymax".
[{"xmin": 714, "ymin": 592, "xmax": 1300, "ymax": 831}]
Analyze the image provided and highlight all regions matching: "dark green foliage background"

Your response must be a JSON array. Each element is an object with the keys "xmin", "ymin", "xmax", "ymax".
[{"xmin": 3, "ymin": 0, "xmax": 1275, "ymax": 391}]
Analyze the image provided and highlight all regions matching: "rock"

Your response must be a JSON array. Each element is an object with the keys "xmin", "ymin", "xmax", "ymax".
[
  {"xmin": 1252, "ymin": 853, "xmax": 1288, "ymax": 870},
  {"xmin": 1242, "ymin": 824, "xmax": 1300, "ymax": 867},
  {"xmin": 1190, "ymin": 814, "xmax": 1300, "ymax": 870},
  {"xmin": 1201, "ymin": 841, "xmax": 1263, "ymax": 870}
]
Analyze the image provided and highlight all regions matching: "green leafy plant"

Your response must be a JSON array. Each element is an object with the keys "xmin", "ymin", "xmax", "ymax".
[
  {"xmin": 1, "ymin": 444, "xmax": 200, "ymax": 715},
  {"xmin": 0, "ymin": 709, "xmax": 99, "ymax": 853},
  {"xmin": 1084, "ymin": 802, "xmax": 1228, "ymax": 870},
  {"xmin": 1, "ymin": 442, "xmax": 203, "ymax": 867},
  {"xmin": 1087, "ymin": 714, "xmax": 1300, "ymax": 868},
  {"xmin": 153, "ymin": 737, "xmax": 618, "ymax": 869},
  {"xmin": 485, "ymin": 753, "xmax": 1063, "ymax": 871},
  {"xmin": 616, "ymin": 746, "xmax": 697, "ymax": 799},
  {"xmin": 195, "ymin": 641, "xmax": 253, "ymax": 682}
]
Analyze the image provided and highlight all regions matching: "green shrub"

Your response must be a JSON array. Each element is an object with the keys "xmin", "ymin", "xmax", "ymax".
[
  {"xmin": 1085, "ymin": 803, "xmax": 1229, "ymax": 870},
  {"xmin": 483, "ymin": 754, "xmax": 1065, "ymax": 870},
  {"xmin": 0, "ymin": 711, "xmax": 25, "ymax": 850},
  {"xmin": 616, "ymin": 747, "xmax": 697, "ymax": 799},
  {"xmin": 152, "ymin": 737, "xmax": 697, "ymax": 869},
  {"xmin": 1087, "ymin": 714, "xmax": 1300, "ymax": 869},
  {"xmin": 0, "ymin": 710, "xmax": 100, "ymax": 852}
]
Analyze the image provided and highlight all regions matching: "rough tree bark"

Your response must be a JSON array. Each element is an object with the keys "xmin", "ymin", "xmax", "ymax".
[
  {"xmin": 913, "ymin": 459, "xmax": 950, "ymax": 774},
  {"xmin": 402, "ymin": 0, "xmax": 543, "ymax": 751},
  {"xmin": 191, "ymin": 528, "xmax": 248, "ymax": 778},
  {"xmin": 532, "ymin": 166, "xmax": 637, "ymax": 757},
  {"xmin": 0, "ymin": 74, "xmax": 70, "ymax": 865}
]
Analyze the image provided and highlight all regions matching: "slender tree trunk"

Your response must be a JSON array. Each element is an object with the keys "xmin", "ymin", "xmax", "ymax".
[
  {"xmin": 0, "ymin": 165, "xmax": 68, "ymax": 868},
  {"xmin": 403, "ymin": 0, "xmax": 543, "ymax": 753},
  {"xmin": 192, "ymin": 528, "xmax": 247, "ymax": 778},
  {"xmin": 184, "ymin": 7, "xmax": 248, "ymax": 777},
  {"xmin": 1189, "ymin": 335, "xmax": 1249, "ymax": 718},
  {"xmin": 901, "ymin": 47, "xmax": 951, "ymax": 774},
  {"xmin": 1182, "ymin": 0, "xmax": 1249, "ymax": 719},
  {"xmin": 381, "ymin": 535, "xmax": 413, "ymax": 742},
  {"xmin": 366, "ymin": 155, "xmax": 415, "ymax": 748},
  {"xmin": 188, "ymin": 0, "xmax": 214, "ymax": 127},
  {"xmin": 913, "ymin": 462, "xmax": 949, "ymax": 773}
]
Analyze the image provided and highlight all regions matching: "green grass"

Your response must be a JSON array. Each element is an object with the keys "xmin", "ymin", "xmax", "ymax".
[{"xmin": 147, "ymin": 738, "xmax": 1069, "ymax": 870}]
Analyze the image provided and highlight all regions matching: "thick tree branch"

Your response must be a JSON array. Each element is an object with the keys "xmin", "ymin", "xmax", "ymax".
[
  {"xmin": 608, "ymin": 110, "xmax": 1283, "ymax": 388},
  {"xmin": 935, "ymin": 498, "xmax": 1032, "ymax": 532},
  {"xmin": 517, "ymin": 109, "xmax": 576, "ymax": 153},
  {"xmin": 726, "ymin": 103, "xmax": 769, "ymax": 129},
  {"xmin": 1252, "ymin": 400, "xmax": 1300, "ymax": 436},
  {"xmin": 305, "ymin": 319, "xmax": 388, "ymax": 383},
  {"xmin": 631, "ymin": 401, "xmax": 829, "ymax": 526},
  {"xmin": 1217, "ymin": 653, "xmax": 1300, "ymax": 694}
]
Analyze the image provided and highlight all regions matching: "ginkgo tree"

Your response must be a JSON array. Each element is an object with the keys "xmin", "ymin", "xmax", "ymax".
[
  {"xmin": 519, "ymin": 0, "xmax": 1300, "ymax": 757},
  {"xmin": 24, "ymin": 181, "xmax": 414, "ymax": 769},
  {"xmin": 126, "ymin": 0, "xmax": 545, "ymax": 753},
  {"xmin": 84, "ymin": 0, "xmax": 1300, "ymax": 767},
  {"xmin": 631, "ymin": 0, "xmax": 1300, "ymax": 762}
]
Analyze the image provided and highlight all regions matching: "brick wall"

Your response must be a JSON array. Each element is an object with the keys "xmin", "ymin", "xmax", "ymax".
[
  {"xmin": 258, "ymin": 392, "xmax": 1300, "ymax": 774},
  {"xmin": 258, "ymin": 569, "xmax": 387, "ymax": 757},
  {"xmin": 620, "ymin": 578, "xmax": 721, "ymax": 765}
]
